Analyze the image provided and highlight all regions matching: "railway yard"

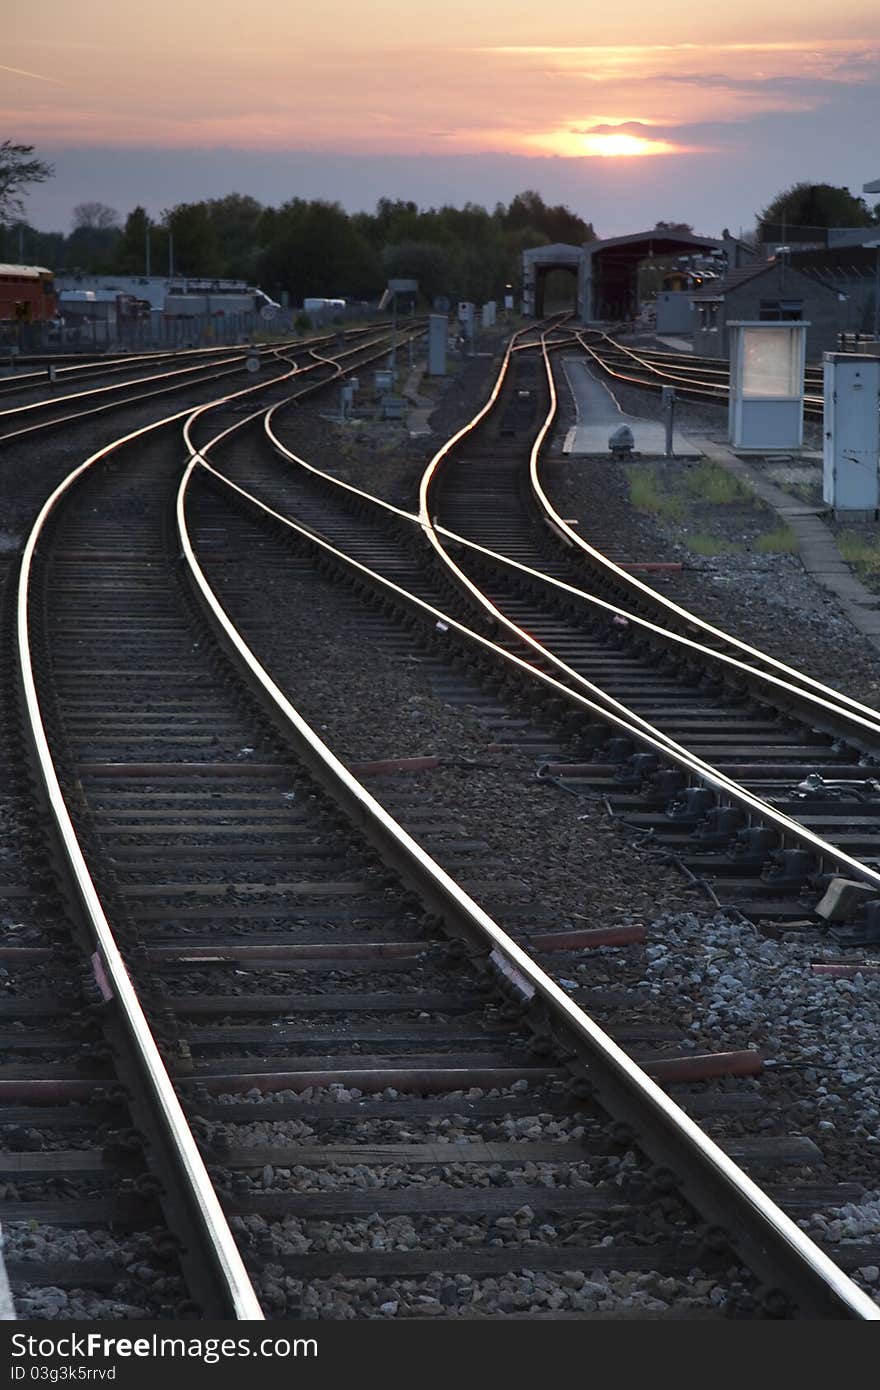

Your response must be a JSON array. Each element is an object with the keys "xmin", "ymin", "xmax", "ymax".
[{"xmin": 1, "ymin": 318, "xmax": 880, "ymax": 1324}]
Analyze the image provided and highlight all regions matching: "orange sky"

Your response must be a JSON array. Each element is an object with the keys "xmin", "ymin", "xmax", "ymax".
[
  {"xmin": 6, "ymin": 2, "xmax": 880, "ymax": 235},
  {"xmin": 5, "ymin": 2, "xmax": 879, "ymax": 157}
]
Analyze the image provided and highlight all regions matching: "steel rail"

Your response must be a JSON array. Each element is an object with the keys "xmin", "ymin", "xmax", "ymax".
[
  {"xmin": 210, "ymin": 421, "xmax": 880, "ymax": 902},
  {"xmin": 0, "ymin": 340, "xmax": 294, "ymax": 399},
  {"xmin": 0, "ymin": 322, "xmax": 403, "ymax": 447},
  {"xmin": 180, "ymin": 451, "xmax": 879, "ymax": 1320},
  {"xmin": 16, "ymin": 407, "xmax": 266, "ymax": 1320},
  {"xmin": 0, "ymin": 320, "xmax": 392, "ymax": 391},
  {"xmin": 588, "ymin": 333, "xmax": 730, "ymax": 398},
  {"xmin": 409, "ymin": 336, "xmax": 880, "ymax": 887},
  {"xmin": 261, "ymin": 345, "xmax": 880, "ymax": 877},
  {"xmin": 181, "ymin": 327, "xmax": 422, "ymax": 460},
  {"xmin": 603, "ymin": 338, "xmax": 825, "ymax": 391},
  {"xmin": 0, "ymin": 348, "xmax": 256, "ymax": 424},
  {"xmin": 261, "ymin": 382, "xmax": 880, "ymax": 742},
  {"xmin": 581, "ymin": 330, "xmax": 825, "ymax": 413},
  {"xmin": 271, "ymin": 385, "xmax": 844, "ymax": 775},
  {"xmin": 532, "ymin": 334, "xmax": 879, "ymax": 727},
  {"xmin": 0, "ymin": 345, "xmax": 295, "ymax": 448}
]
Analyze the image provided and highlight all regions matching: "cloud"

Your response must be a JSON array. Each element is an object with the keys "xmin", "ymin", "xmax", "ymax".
[{"xmin": 578, "ymin": 121, "xmax": 667, "ymax": 137}]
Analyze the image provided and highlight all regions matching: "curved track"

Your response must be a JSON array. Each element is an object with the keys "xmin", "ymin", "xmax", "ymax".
[
  {"xmin": 6, "ymin": 319, "xmax": 879, "ymax": 1318},
  {"xmin": 578, "ymin": 330, "xmax": 825, "ymax": 421}
]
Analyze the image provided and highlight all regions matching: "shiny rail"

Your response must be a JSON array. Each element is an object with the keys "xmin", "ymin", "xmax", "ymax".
[{"xmin": 181, "ymin": 436, "xmax": 878, "ymax": 1318}]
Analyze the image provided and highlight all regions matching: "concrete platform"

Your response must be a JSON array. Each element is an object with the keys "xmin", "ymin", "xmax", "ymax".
[
  {"xmin": 0, "ymin": 1225, "xmax": 15, "ymax": 1319},
  {"xmin": 561, "ymin": 357, "xmax": 702, "ymax": 459},
  {"xmin": 655, "ymin": 336, "xmax": 694, "ymax": 352}
]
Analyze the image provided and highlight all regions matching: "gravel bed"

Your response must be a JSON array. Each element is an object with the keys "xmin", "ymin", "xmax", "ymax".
[
  {"xmin": 7, "ymin": 1225, "xmax": 185, "ymax": 1319},
  {"xmin": 11, "ymin": 1288, "xmax": 155, "ymax": 1320},
  {"xmin": 638, "ymin": 912, "xmax": 880, "ymax": 1177},
  {"xmin": 0, "ymin": 1124, "xmax": 106, "ymax": 1154},
  {"xmin": 238, "ymin": 1207, "xmax": 678, "ymax": 1254},
  {"xmin": 214, "ymin": 1082, "xmax": 549, "ymax": 1106},
  {"xmin": 159, "ymin": 967, "xmax": 462, "ymax": 994},
  {"xmin": 804, "ymin": 1192, "xmax": 880, "ymax": 1300},
  {"xmin": 251, "ymin": 1265, "xmax": 737, "ymax": 1318},
  {"xmin": 211, "ymin": 1096, "xmax": 595, "ymax": 1150},
  {"xmin": 228, "ymin": 1160, "xmax": 604, "ymax": 1193}
]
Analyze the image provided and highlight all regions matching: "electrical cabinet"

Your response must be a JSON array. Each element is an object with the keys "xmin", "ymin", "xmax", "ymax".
[{"xmin": 823, "ymin": 353, "xmax": 880, "ymax": 512}]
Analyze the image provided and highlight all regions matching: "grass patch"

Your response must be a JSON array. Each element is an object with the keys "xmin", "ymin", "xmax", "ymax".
[
  {"xmin": 754, "ymin": 526, "xmax": 799, "ymax": 554},
  {"xmin": 628, "ymin": 466, "xmax": 684, "ymax": 520},
  {"xmin": 687, "ymin": 534, "xmax": 745, "ymax": 556},
  {"xmin": 837, "ymin": 533, "xmax": 880, "ymax": 577},
  {"xmin": 683, "ymin": 461, "xmax": 751, "ymax": 504}
]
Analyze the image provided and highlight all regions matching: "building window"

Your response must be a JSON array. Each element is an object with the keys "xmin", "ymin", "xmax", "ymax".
[{"xmin": 759, "ymin": 299, "xmax": 803, "ymax": 321}]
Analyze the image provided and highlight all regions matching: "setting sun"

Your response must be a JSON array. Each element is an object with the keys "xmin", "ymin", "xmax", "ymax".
[
  {"xmin": 525, "ymin": 127, "xmax": 690, "ymax": 158},
  {"xmin": 582, "ymin": 132, "xmax": 673, "ymax": 156}
]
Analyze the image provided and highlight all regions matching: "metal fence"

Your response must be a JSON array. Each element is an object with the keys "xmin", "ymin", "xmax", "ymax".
[{"xmin": 0, "ymin": 302, "xmax": 387, "ymax": 356}]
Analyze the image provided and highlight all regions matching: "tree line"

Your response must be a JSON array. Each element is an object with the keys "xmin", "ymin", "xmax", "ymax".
[
  {"xmin": 4, "ymin": 136, "xmax": 878, "ymax": 306},
  {"xmin": 2, "ymin": 188, "xmax": 596, "ymax": 305}
]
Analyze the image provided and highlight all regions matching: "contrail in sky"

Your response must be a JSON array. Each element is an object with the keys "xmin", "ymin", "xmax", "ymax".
[{"xmin": 0, "ymin": 63, "xmax": 66, "ymax": 85}]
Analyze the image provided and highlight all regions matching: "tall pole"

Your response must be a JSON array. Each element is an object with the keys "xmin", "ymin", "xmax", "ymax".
[
  {"xmin": 169, "ymin": 232, "xmax": 174, "ymax": 279},
  {"xmin": 390, "ymin": 293, "xmax": 397, "ymax": 375},
  {"xmin": 875, "ymin": 246, "xmax": 879, "ymax": 342},
  {"xmin": 145, "ymin": 227, "xmax": 151, "ymax": 278}
]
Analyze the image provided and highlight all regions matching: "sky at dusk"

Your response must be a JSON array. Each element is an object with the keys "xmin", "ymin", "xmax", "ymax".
[{"xmin": 6, "ymin": 1, "xmax": 880, "ymax": 239}]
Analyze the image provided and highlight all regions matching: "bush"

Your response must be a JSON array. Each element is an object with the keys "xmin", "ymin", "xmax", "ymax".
[{"xmin": 294, "ymin": 312, "xmax": 312, "ymax": 333}]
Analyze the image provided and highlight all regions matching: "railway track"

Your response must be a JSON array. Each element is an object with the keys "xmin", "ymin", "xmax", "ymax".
[
  {"xmin": 416, "ymin": 333, "xmax": 880, "ymax": 925},
  {"xmin": 579, "ymin": 330, "xmax": 825, "ymax": 420},
  {"xmin": 0, "ymin": 342, "xmax": 273, "ymax": 403},
  {"xmin": 168, "ymin": 336, "xmax": 878, "ymax": 1312},
  {"xmin": 204, "ymin": 325, "xmax": 880, "ymax": 928},
  {"xmin": 0, "ymin": 323, "xmax": 397, "ymax": 445},
  {"xmin": 5, "ymin": 320, "xmax": 879, "ymax": 1317},
  {"xmin": 0, "ymin": 327, "xmax": 398, "ymax": 1320},
  {"xmin": 0, "ymin": 524, "xmax": 225, "ymax": 1319}
]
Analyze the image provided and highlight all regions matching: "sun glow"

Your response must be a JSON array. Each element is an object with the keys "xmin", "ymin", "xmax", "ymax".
[
  {"xmin": 525, "ymin": 127, "xmax": 691, "ymax": 158},
  {"xmin": 583, "ymin": 132, "xmax": 673, "ymax": 156}
]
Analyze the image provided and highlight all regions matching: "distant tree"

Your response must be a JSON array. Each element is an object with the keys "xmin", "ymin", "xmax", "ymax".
[
  {"xmin": 382, "ymin": 241, "xmax": 451, "ymax": 302},
  {"xmin": 202, "ymin": 193, "xmax": 264, "ymax": 278},
  {"xmin": 63, "ymin": 211, "xmax": 122, "ymax": 273},
  {"xmin": 360, "ymin": 198, "xmax": 421, "ymax": 248},
  {"xmin": 653, "ymin": 220, "xmax": 694, "ymax": 235},
  {"xmin": 0, "ymin": 141, "xmax": 53, "ymax": 225},
  {"xmin": 501, "ymin": 190, "xmax": 595, "ymax": 246},
  {"xmin": 162, "ymin": 202, "xmax": 223, "ymax": 276},
  {"xmin": 114, "ymin": 206, "xmax": 156, "ymax": 274},
  {"xmin": 258, "ymin": 199, "xmax": 381, "ymax": 302},
  {"xmin": 0, "ymin": 221, "xmax": 64, "ymax": 266},
  {"xmin": 758, "ymin": 183, "xmax": 877, "ymax": 232},
  {"xmin": 72, "ymin": 201, "xmax": 120, "ymax": 231}
]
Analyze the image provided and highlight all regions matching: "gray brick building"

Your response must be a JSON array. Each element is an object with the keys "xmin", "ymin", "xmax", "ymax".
[{"xmin": 691, "ymin": 261, "xmax": 845, "ymax": 362}]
